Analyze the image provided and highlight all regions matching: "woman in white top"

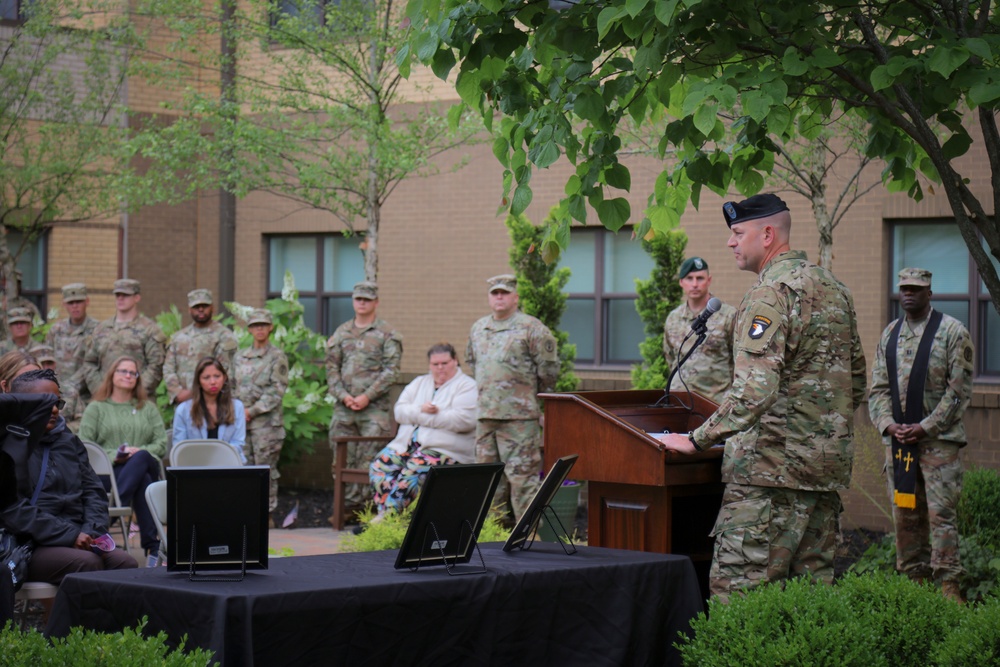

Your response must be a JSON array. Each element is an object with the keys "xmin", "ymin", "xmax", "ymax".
[{"xmin": 369, "ymin": 343, "xmax": 477, "ymax": 519}]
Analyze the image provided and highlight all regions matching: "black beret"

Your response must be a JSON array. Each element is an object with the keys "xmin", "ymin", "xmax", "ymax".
[{"xmin": 722, "ymin": 193, "xmax": 789, "ymax": 228}]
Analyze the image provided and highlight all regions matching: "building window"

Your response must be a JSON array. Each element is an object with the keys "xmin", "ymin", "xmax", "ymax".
[
  {"xmin": 266, "ymin": 234, "xmax": 364, "ymax": 335},
  {"xmin": 3, "ymin": 229, "xmax": 47, "ymax": 317},
  {"xmin": 890, "ymin": 221, "xmax": 1000, "ymax": 378},
  {"xmin": 269, "ymin": 0, "xmax": 331, "ymax": 28},
  {"xmin": 559, "ymin": 228, "xmax": 654, "ymax": 366},
  {"xmin": 0, "ymin": 0, "xmax": 34, "ymax": 21}
]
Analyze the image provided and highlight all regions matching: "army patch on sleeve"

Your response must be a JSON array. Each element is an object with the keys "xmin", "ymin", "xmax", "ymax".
[{"xmin": 748, "ymin": 315, "xmax": 772, "ymax": 340}]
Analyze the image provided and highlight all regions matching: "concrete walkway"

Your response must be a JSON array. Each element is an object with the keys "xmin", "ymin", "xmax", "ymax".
[{"xmin": 268, "ymin": 527, "xmax": 354, "ymax": 557}]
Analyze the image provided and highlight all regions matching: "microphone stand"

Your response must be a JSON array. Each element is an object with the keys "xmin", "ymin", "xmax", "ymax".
[{"xmin": 653, "ymin": 328, "xmax": 708, "ymax": 408}]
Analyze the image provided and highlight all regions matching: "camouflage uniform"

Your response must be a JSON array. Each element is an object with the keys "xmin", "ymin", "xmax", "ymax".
[
  {"xmin": 466, "ymin": 309, "xmax": 559, "ymax": 519},
  {"xmin": 690, "ymin": 249, "xmax": 867, "ymax": 599},
  {"xmin": 0, "ymin": 296, "xmax": 42, "ymax": 341},
  {"xmin": 78, "ymin": 314, "xmax": 166, "ymax": 396},
  {"xmin": 46, "ymin": 316, "xmax": 98, "ymax": 381},
  {"xmin": 663, "ymin": 298, "xmax": 738, "ymax": 403},
  {"xmin": 326, "ymin": 317, "xmax": 402, "ymax": 506},
  {"xmin": 234, "ymin": 339, "xmax": 289, "ymax": 513},
  {"xmin": 0, "ymin": 307, "xmax": 36, "ymax": 356},
  {"xmin": 163, "ymin": 321, "xmax": 238, "ymax": 402},
  {"xmin": 869, "ymin": 306, "xmax": 973, "ymax": 584}
]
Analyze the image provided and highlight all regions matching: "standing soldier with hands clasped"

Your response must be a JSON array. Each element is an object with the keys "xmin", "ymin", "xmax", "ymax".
[
  {"xmin": 234, "ymin": 309, "xmax": 289, "ymax": 528},
  {"xmin": 162, "ymin": 289, "xmax": 238, "ymax": 406},
  {"xmin": 326, "ymin": 281, "xmax": 402, "ymax": 521},
  {"xmin": 868, "ymin": 268, "xmax": 974, "ymax": 603}
]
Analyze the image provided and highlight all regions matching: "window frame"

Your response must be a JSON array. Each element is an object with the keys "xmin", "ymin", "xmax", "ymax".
[
  {"xmin": 888, "ymin": 218, "xmax": 998, "ymax": 380},
  {"xmin": 4, "ymin": 228, "xmax": 48, "ymax": 317},
  {"xmin": 265, "ymin": 233, "xmax": 360, "ymax": 335},
  {"xmin": 0, "ymin": 0, "xmax": 33, "ymax": 23}
]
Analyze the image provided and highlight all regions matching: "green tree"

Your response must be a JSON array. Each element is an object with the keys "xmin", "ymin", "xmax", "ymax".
[
  {"xmin": 136, "ymin": 0, "xmax": 477, "ymax": 284},
  {"xmin": 406, "ymin": 0, "xmax": 1000, "ymax": 308},
  {"xmin": 631, "ymin": 231, "xmax": 686, "ymax": 389},
  {"xmin": 505, "ymin": 212, "xmax": 578, "ymax": 392}
]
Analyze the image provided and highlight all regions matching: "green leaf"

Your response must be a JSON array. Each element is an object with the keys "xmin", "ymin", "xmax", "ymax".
[
  {"xmin": 529, "ymin": 140, "xmax": 560, "ymax": 168},
  {"xmin": 431, "ymin": 48, "xmax": 456, "ymax": 80},
  {"xmin": 941, "ymin": 130, "xmax": 973, "ymax": 160},
  {"xmin": 573, "ymin": 90, "xmax": 607, "ymax": 123},
  {"xmin": 653, "ymin": 0, "xmax": 679, "ymax": 25},
  {"xmin": 693, "ymin": 101, "xmax": 718, "ymax": 137},
  {"xmin": 413, "ymin": 31, "xmax": 439, "ymax": 63},
  {"xmin": 781, "ymin": 47, "xmax": 808, "ymax": 76},
  {"xmin": 604, "ymin": 163, "xmax": 631, "ymax": 190},
  {"xmin": 807, "ymin": 48, "xmax": 844, "ymax": 68},
  {"xmin": 625, "ymin": 0, "xmax": 649, "ymax": 19},
  {"xmin": 511, "ymin": 183, "xmax": 533, "ymax": 215},
  {"xmin": 646, "ymin": 203, "xmax": 678, "ymax": 234},
  {"xmin": 927, "ymin": 46, "xmax": 970, "ymax": 78},
  {"xmin": 766, "ymin": 105, "xmax": 791, "ymax": 137},
  {"xmin": 597, "ymin": 5, "xmax": 626, "ymax": 40},
  {"xmin": 455, "ymin": 70, "xmax": 482, "ymax": 109},
  {"xmin": 568, "ymin": 193, "xmax": 587, "ymax": 223},
  {"xmin": 969, "ymin": 79, "xmax": 1000, "ymax": 107},
  {"xmin": 870, "ymin": 65, "xmax": 894, "ymax": 92},
  {"xmin": 597, "ymin": 197, "xmax": 631, "ymax": 231},
  {"xmin": 492, "ymin": 135, "xmax": 510, "ymax": 168},
  {"xmin": 964, "ymin": 37, "xmax": 992, "ymax": 60}
]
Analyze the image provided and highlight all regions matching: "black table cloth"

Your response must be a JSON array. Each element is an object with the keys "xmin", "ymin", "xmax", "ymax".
[{"xmin": 47, "ymin": 542, "xmax": 703, "ymax": 667}]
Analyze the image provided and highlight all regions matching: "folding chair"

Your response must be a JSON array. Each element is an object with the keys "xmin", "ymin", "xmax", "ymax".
[
  {"xmin": 82, "ymin": 441, "xmax": 132, "ymax": 547},
  {"xmin": 144, "ymin": 480, "xmax": 168, "ymax": 567},
  {"xmin": 14, "ymin": 581, "xmax": 59, "ymax": 630},
  {"xmin": 169, "ymin": 439, "xmax": 244, "ymax": 467}
]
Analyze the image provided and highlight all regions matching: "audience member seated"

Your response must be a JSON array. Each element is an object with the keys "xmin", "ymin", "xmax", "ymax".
[
  {"xmin": 172, "ymin": 356, "xmax": 246, "ymax": 461},
  {"xmin": 369, "ymin": 343, "xmax": 477, "ymax": 521},
  {"xmin": 79, "ymin": 356, "xmax": 167, "ymax": 561},
  {"xmin": 0, "ymin": 350, "xmax": 40, "ymax": 393},
  {"xmin": 0, "ymin": 370, "xmax": 137, "ymax": 584}
]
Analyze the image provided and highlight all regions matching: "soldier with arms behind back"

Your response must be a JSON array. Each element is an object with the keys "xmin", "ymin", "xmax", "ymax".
[
  {"xmin": 659, "ymin": 194, "xmax": 867, "ymax": 601},
  {"xmin": 868, "ymin": 268, "xmax": 973, "ymax": 603}
]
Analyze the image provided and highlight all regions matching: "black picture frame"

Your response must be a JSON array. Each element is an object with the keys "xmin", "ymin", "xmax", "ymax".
[
  {"xmin": 166, "ymin": 466, "xmax": 270, "ymax": 573},
  {"xmin": 502, "ymin": 454, "xmax": 579, "ymax": 552},
  {"xmin": 393, "ymin": 462, "xmax": 505, "ymax": 571}
]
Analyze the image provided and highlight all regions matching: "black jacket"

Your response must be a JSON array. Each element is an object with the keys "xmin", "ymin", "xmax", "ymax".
[{"xmin": 0, "ymin": 395, "xmax": 109, "ymax": 546}]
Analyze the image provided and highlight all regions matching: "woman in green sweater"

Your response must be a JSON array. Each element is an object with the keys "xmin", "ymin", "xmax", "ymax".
[{"xmin": 79, "ymin": 356, "xmax": 167, "ymax": 560}]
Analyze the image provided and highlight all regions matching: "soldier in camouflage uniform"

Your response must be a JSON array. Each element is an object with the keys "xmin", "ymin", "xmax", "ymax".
[
  {"xmin": 326, "ymin": 281, "xmax": 402, "ymax": 512},
  {"xmin": 28, "ymin": 343, "xmax": 57, "ymax": 371},
  {"xmin": 659, "ymin": 194, "xmax": 867, "ymax": 601},
  {"xmin": 75, "ymin": 279, "xmax": 166, "ymax": 399},
  {"xmin": 46, "ymin": 283, "xmax": 98, "ymax": 425},
  {"xmin": 868, "ymin": 268, "xmax": 973, "ymax": 603},
  {"xmin": 234, "ymin": 309, "xmax": 289, "ymax": 521},
  {"xmin": 0, "ymin": 272, "xmax": 43, "ymax": 342},
  {"xmin": 163, "ymin": 289, "xmax": 238, "ymax": 405},
  {"xmin": 466, "ymin": 274, "xmax": 559, "ymax": 521},
  {"xmin": 0, "ymin": 308, "xmax": 35, "ymax": 355},
  {"xmin": 664, "ymin": 256, "xmax": 737, "ymax": 403}
]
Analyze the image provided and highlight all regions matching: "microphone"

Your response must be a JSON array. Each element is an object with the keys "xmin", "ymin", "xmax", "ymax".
[{"xmin": 690, "ymin": 297, "xmax": 722, "ymax": 334}]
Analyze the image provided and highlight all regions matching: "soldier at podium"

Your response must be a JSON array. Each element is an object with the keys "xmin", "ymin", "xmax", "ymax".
[
  {"xmin": 663, "ymin": 256, "xmax": 737, "ymax": 403},
  {"xmin": 659, "ymin": 193, "xmax": 867, "ymax": 601}
]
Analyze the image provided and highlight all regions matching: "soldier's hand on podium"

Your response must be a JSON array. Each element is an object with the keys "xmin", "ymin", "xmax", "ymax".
[{"xmin": 657, "ymin": 433, "xmax": 698, "ymax": 454}]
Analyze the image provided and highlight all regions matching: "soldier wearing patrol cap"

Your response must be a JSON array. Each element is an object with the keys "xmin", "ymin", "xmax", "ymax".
[
  {"xmin": 869, "ymin": 268, "xmax": 974, "ymax": 603},
  {"xmin": 76, "ymin": 278, "xmax": 166, "ymax": 398},
  {"xmin": 658, "ymin": 193, "xmax": 867, "ymax": 601},
  {"xmin": 234, "ymin": 308, "xmax": 289, "ymax": 522},
  {"xmin": 325, "ymin": 281, "xmax": 402, "ymax": 519},
  {"xmin": 663, "ymin": 256, "xmax": 737, "ymax": 403},
  {"xmin": 0, "ymin": 307, "xmax": 35, "ymax": 355},
  {"xmin": 466, "ymin": 274, "xmax": 559, "ymax": 523},
  {"xmin": 46, "ymin": 283, "xmax": 98, "ymax": 383},
  {"xmin": 163, "ymin": 288, "xmax": 238, "ymax": 405},
  {"xmin": 28, "ymin": 343, "xmax": 57, "ymax": 370}
]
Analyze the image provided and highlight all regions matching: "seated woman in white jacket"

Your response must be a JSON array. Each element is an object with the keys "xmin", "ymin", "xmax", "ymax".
[
  {"xmin": 369, "ymin": 343, "xmax": 478, "ymax": 520},
  {"xmin": 172, "ymin": 356, "xmax": 246, "ymax": 462}
]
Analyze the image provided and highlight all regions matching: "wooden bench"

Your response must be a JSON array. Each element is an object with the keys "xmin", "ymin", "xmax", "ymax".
[{"xmin": 330, "ymin": 435, "xmax": 393, "ymax": 530}]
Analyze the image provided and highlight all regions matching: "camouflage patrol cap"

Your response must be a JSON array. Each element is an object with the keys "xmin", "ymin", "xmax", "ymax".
[
  {"xmin": 722, "ymin": 193, "xmax": 789, "ymax": 228},
  {"xmin": 487, "ymin": 274, "xmax": 517, "ymax": 293},
  {"xmin": 247, "ymin": 308, "xmax": 272, "ymax": 326},
  {"xmin": 897, "ymin": 267, "xmax": 932, "ymax": 288},
  {"xmin": 678, "ymin": 257, "xmax": 709, "ymax": 279},
  {"xmin": 29, "ymin": 344, "xmax": 56, "ymax": 363},
  {"xmin": 352, "ymin": 281, "xmax": 378, "ymax": 300},
  {"xmin": 61, "ymin": 283, "xmax": 87, "ymax": 302},
  {"xmin": 112, "ymin": 278, "xmax": 140, "ymax": 295},
  {"xmin": 6, "ymin": 307, "xmax": 32, "ymax": 324},
  {"xmin": 188, "ymin": 288, "xmax": 213, "ymax": 307}
]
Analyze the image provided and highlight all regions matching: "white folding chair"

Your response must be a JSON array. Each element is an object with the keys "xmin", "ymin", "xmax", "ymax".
[
  {"xmin": 169, "ymin": 439, "xmax": 244, "ymax": 467},
  {"xmin": 82, "ymin": 441, "xmax": 132, "ymax": 547},
  {"xmin": 14, "ymin": 581, "xmax": 59, "ymax": 629},
  {"xmin": 144, "ymin": 480, "xmax": 168, "ymax": 567}
]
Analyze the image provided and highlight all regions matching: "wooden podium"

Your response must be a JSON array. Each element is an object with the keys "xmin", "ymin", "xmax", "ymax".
[{"xmin": 541, "ymin": 389, "xmax": 724, "ymax": 598}]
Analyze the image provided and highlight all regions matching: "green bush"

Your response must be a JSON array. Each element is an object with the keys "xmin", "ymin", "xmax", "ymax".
[
  {"xmin": 341, "ymin": 503, "xmax": 511, "ymax": 553},
  {"xmin": 958, "ymin": 466, "xmax": 1000, "ymax": 551},
  {"xmin": 960, "ymin": 533, "xmax": 1000, "ymax": 603},
  {"xmin": 631, "ymin": 230, "xmax": 687, "ymax": 389},
  {"xmin": 932, "ymin": 595, "xmax": 1000, "ymax": 667},
  {"xmin": 850, "ymin": 531, "xmax": 897, "ymax": 575},
  {"xmin": 678, "ymin": 573, "xmax": 963, "ymax": 667},
  {"xmin": 0, "ymin": 620, "xmax": 216, "ymax": 666}
]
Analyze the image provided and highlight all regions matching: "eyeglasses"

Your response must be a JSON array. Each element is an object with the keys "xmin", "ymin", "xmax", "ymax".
[
  {"xmin": 55, "ymin": 399, "xmax": 66, "ymax": 410},
  {"xmin": 115, "ymin": 369, "xmax": 140, "ymax": 378}
]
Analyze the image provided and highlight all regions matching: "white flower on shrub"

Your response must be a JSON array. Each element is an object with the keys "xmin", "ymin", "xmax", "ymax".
[
  {"xmin": 295, "ymin": 392, "xmax": 320, "ymax": 414},
  {"xmin": 282, "ymin": 271, "xmax": 298, "ymax": 302},
  {"xmin": 323, "ymin": 394, "xmax": 335, "ymax": 405},
  {"xmin": 288, "ymin": 365, "xmax": 303, "ymax": 381},
  {"xmin": 225, "ymin": 301, "xmax": 255, "ymax": 323}
]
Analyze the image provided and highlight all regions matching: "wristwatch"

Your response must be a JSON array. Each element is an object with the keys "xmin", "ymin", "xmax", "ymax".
[{"xmin": 687, "ymin": 432, "xmax": 704, "ymax": 452}]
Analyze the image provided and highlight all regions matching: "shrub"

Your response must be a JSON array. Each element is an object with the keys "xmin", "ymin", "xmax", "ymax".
[
  {"xmin": 932, "ymin": 595, "xmax": 1000, "ymax": 667},
  {"xmin": 678, "ymin": 573, "xmax": 964, "ymax": 667},
  {"xmin": 960, "ymin": 532, "xmax": 1000, "ymax": 603},
  {"xmin": 631, "ymin": 230, "xmax": 687, "ymax": 389},
  {"xmin": 958, "ymin": 466, "xmax": 1000, "ymax": 551},
  {"xmin": 0, "ymin": 619, "xmax": 216, "ymax": 666},
  {"xmin": 341, "ymin": 503, "xmax": 511, "ymax": 553}
]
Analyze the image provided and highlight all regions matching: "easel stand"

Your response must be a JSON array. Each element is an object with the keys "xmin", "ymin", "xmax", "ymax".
[
  {"xmin": 410, "ymin": 520, "xmax": 488, "ymax": 576},
  {"xmin": 514, "ymin": 504, "xmax": 578, "ymax": 555},
  {"xmin": 188, "ymin": 525, "xmax": 248, "ymax": 582}
]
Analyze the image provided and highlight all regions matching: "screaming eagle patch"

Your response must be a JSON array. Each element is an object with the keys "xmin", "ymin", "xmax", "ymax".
[{"xmin": 748, "ymin": 315, "xmax": 772, "ymax": 340}]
